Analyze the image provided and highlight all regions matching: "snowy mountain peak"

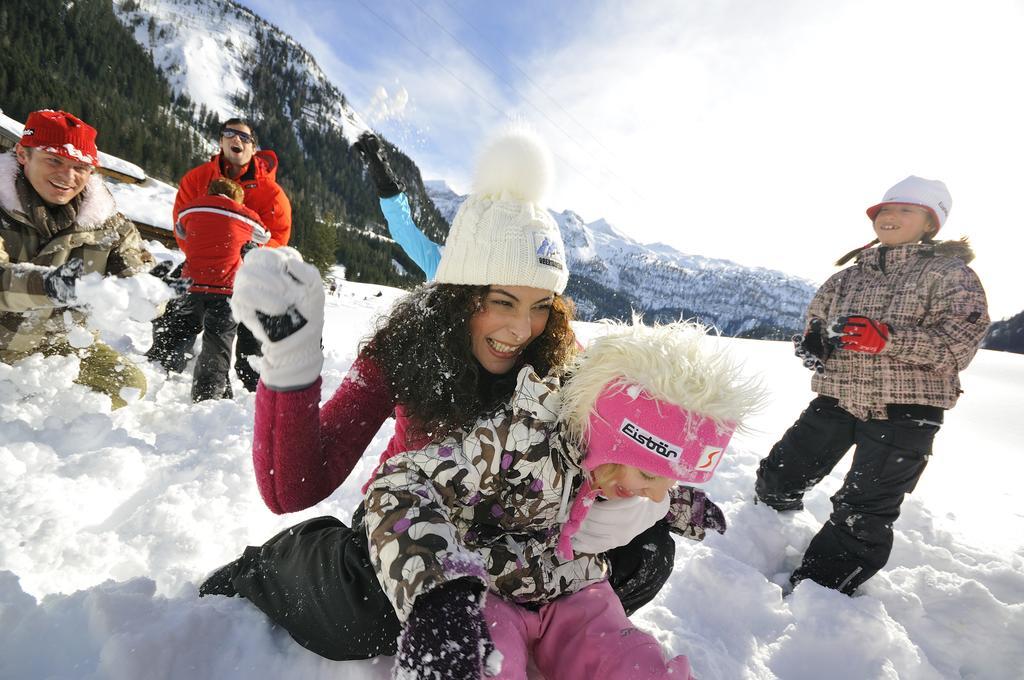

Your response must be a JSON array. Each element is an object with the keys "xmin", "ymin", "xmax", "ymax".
[
  {"xmin": 114, "ymin": 0, "xmax": 369, "ymax": 141},
  {"xmin": 425, "ymin": 182, "xmax": 816, "ymax": 335}
]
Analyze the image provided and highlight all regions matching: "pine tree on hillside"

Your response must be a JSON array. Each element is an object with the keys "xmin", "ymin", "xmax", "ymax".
[{"xmin": 0, "ymin": 0, "xmax": 206, "ymax": 182}]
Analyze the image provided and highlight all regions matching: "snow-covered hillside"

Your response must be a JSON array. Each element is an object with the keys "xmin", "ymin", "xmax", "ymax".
[
  {"xmin": 113, "ymin": 0, "xmax": 368, "ymax": 141},
  {"xmin": 1, "ymin": 267, "xmax": 1021, "ymax": 680},
  {"xmin": 426, "ymin": 181, "xmax": 817, "ymax": 333}
]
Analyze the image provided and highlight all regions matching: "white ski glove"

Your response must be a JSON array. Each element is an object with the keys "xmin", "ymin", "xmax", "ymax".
[
  {"xmin": 571, "ymin": 495, "xmax": 671, "ymax": 555},
  {"xmin": 230, "ymin": 247, "xmax": 325, "ymax": 391}
]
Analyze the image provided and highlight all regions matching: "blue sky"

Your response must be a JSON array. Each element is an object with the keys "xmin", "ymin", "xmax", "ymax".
[{"xmin": 237, "ymin": 0, "xmax": 1023, "ymax": 319}]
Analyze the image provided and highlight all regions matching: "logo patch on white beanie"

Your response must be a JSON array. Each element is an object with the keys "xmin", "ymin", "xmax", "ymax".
[{"xmin": 534, "ymin": 232, "xmax": 565, "ymax": 271}]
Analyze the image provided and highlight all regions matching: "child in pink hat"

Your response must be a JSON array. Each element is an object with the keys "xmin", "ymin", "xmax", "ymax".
[{"xmin": 364, "ymin": 321, "xmax": 762, "ymax": 680}]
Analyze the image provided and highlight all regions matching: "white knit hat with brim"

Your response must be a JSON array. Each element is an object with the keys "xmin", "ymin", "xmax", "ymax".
[
  {"xmin": 866, "ymin": 175, "xmax": 952, "ymax": 231},
  {"xmin": 435, "ymin": 128, "xmax": 568, "ymax": 294}
]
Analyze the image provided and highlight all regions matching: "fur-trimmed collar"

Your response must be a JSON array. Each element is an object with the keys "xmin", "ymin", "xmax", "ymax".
[
  {"xmin": 0, "ymin": 151, "xmax": 117, "ymax": 228},
  {"xmin": 932, "ymin": 237, "xmax": 976, "ymax": 264},
  {"xmin": 857, "ymin": 238, "xmax": 977, "ymax": 265}
]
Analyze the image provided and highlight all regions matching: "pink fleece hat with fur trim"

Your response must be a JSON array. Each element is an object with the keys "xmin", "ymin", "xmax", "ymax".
[
  {"xmin": 582, "ymin": 382, "xmax": 737, "ymax": 483},
  {"xmin": 555, "ymin": 383, "xmax": 738, "ymax": 560},
  {"xmin": 552, "ymin": 321, "xmax": 763, "ymax": 561}
]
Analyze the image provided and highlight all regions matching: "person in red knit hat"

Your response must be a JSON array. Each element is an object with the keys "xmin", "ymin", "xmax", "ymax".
[
  {"xmin": 1, "ymin": 109, "xmax": 154, "ymax": 409},
  {"xmin": 167, "ymin": 177, "xmax": 270, "ymax": 402}
]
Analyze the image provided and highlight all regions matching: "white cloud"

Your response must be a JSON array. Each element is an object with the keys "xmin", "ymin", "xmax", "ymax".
[{"xmin": 508, "ymin": 0, "xmax": 1024, "ymax": 318}]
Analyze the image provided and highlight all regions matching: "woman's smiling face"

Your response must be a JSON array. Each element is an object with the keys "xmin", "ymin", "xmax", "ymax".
[{"xmin": 468, "ymin": 286, "xmax": 553, "ymax": 374}]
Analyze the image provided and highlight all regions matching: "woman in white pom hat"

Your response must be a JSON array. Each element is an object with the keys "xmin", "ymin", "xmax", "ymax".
[
  {"xmin": 755, "ymin": 175, "xmax": 990, "ymax": 595},
  {"xmin": 200, "ymin": 128, "xmax": 677, "ymax": 661}
]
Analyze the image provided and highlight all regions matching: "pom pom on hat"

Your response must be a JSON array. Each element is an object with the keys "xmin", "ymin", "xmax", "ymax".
[
  {"xmin": 19, "ymin": 110, "xmax": 99, "ymax": 167},
  {"xmin": 473, "ymin": 125, "xmax": 554, "ymax": 203},
  {"xmin": 435, "ymin": 127, "xmax": 568, "ymax": 293},
  {"xmin": 866, "ymin": 175, "xmax": 952, "ymax": 231}
]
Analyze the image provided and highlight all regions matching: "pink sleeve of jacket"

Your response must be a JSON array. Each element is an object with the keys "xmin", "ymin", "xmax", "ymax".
[{"xmin": 252, "ymin": 353, "xmax": 397, "ymax": 514}]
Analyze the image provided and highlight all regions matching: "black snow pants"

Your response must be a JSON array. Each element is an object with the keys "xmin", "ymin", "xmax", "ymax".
[
  {"xmin": 233, "ymin": 321, "xmax": 262, "ymax": 392},
  {"xmin": 147, "ymin": 294, "xmax": 197, "ymax": 374},
  {"xmin": 147, "ymin": 292, "xmax": 237, "ymax": 402},
  {"xmin": 199, "ymin": 504, "xmax": 676, "ymax": 661},
  {"xmin": 755, "ymin": 395, "xmax": 942, "ymax": 594}
]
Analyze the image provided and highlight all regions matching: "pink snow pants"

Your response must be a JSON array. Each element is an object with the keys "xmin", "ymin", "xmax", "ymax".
[{"xmin": 483, "ymin": 581, "xmax": 694, "ymax": 680}]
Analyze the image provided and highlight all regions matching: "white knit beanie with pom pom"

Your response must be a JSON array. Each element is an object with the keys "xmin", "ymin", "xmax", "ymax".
[{"xmin": 435, "ymin": 127, "xmax": 568, "ymax": 293}]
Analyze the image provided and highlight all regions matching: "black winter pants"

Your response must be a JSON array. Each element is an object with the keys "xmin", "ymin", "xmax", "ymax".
[
  {"xmin": 755, "ymin": 396, "xmax": 942, "ymax": 594},
  {"xmin": 199, "ymin": 505, "xmax": 676, "ymax": 661},
  {"xmin": 148, "ymin": 293, "xmax": 237, "ymax": 402},
  {"xmin": 233, "ymin": 321, "xmax": 262, "ymax": 392},
  {"xmin": 189, "ymin": 295, "xmax": 238, "ymax": 402},
  {"xmin": 148, "ymin": 295, "xmax": 261, "ymax": 394},
  {"xmin": 147, "ymin": 294, "xmax": 197, "ymax": 374}
]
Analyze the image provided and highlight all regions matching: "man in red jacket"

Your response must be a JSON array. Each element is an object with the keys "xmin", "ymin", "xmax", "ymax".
[
  {"xmin": 173, "ymin": 177, "xmax": 269, "ymax": 401},
  {"xmin": 148, "ymin": 118, "xmax": 292, "ymax": 392}
]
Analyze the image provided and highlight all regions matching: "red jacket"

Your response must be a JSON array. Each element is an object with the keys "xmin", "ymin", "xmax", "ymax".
[
  {"xmin": 252, "ymin": 352, "xmax": 428, "ymax": 514},
  {"xmin": 174, "ymin": 151, "xmax": 292, "ymax": 248},
  {"xmin": 174, "ymin": 195, "xmax": 270, "ymax": 295}
]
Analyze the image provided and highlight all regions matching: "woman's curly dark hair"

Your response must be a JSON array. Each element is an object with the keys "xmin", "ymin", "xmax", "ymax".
[{"xmin": 363, "ymin": 284, "xmax": 576, "ymax": 442}]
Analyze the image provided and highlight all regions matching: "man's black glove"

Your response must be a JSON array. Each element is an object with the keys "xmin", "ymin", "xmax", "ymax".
[
  {"xmin": 43, "ymin": 258, "xmax": 84, "ymax": 306},
  {"xmin": 240, "ymin": 241, "xmax": 259, "ymax": 259},
  {"xmin": 793, "ymin": 318, "xmax": 833, "ymax": 374},
  {"xmin": 352, "ymin": 131, "xmax": 405, "ymax": 198},
  {"xmin": 395, "ymin": 577, "xmax": 496, "ymax": 680},
  {"xmin": 149, "ymin": 260, "xmax": 191, "ymax": 297}
]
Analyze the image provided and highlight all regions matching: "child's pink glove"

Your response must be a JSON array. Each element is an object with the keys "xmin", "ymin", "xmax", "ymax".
[{"xmin": 831, "ymin": 315, "xmax": 891, "ymax": 354}]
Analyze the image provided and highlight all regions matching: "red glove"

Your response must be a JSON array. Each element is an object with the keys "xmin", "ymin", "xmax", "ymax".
[{"xmin": 830, "ymin": 315, "xmax": 891, "ymax": 354}]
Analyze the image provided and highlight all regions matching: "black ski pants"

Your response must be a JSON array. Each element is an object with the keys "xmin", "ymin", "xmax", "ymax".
[
  {"xmin": 148, "ymin": 294, "xmax": 261, "ymax": 393},
  {"xmin": 146, "ymin": 293, "xmax": 237, "ymax": 401},
  {"xmin": 188, "ymin": 294, "xmax": 238, "ymax": 402},
  {"xmin": 147, "ymin": 294, "xmax": 197, "ymax": 374},
  {"xmin": 200, "ymin": 504, "xmax": 676, "ymax": 661},
  {"xmin": 755, "ymin": 396, "xmax": 942, "ymax": 594},
  {"xmin": 233, "ymin": 321, "xmax": 262, "ymax": 392}
]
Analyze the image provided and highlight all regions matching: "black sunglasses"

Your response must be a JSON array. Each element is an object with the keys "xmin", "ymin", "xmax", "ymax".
[{"xmin": 222, "ymin": 128, "xmax": 254, "ymax": 144}]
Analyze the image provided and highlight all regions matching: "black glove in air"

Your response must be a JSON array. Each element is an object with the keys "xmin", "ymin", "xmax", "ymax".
[{"xmin": 352, "ymin": 132, "xmax": 405, "ymax": 198}]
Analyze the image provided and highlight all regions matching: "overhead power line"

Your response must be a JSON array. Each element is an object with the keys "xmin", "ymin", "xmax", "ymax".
[{"xmin": 434, "ymin": 0, "xmax": 638, "ymax": 189}]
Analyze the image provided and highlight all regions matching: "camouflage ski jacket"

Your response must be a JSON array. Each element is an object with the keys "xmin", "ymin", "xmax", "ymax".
[
  {"xmin": 0, "ymin": 152, "xmax": 153, "ymax": 361},
  {"xmin": 809, "ymin": 240, "xmax": 989, "ymax": 420},
  {"xmin": 365, "ymin": 366, "xmax": 711, "ymax": 621}
]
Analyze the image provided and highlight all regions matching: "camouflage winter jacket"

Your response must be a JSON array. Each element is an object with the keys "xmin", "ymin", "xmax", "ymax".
[
  {"xmin": 365, "ymin": 366, "xmax": 711, "ymax": 621},
  {"xmin": 809, "ymin": 240, "xmax": 989, "ymax": 420},
  {"xmin": 0, "ymin": 152, "xmax": 153, "ymax": 361}
]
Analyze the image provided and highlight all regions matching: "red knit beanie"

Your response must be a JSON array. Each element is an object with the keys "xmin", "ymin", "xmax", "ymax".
[{"xmin": 19, "ymin": 110, "xmax": 99, "ymax": 166}]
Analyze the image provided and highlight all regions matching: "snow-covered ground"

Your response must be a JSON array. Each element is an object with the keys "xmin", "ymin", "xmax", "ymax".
[{"xmin": 1, "ymin": 268, "xmax": 1022, "ymax": 680}]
